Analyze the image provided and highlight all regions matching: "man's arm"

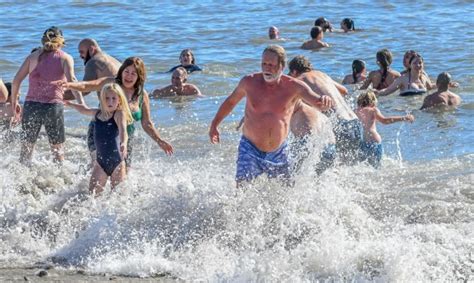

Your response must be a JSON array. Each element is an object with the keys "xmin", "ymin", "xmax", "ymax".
[
  {"xmin": 150, "ymin": 85, "xmax": 174, "ymax": 98},
  {"xmin": 332, "ymin": 79, "xmax": 348, "ymax": 96},
  {"xmin": 63, "ymin": 54, "xmax": 84, "ymax": 104},
  {"xmin": 297, "ymin": 81, "xmax": 333, "ymax": 111},
  {"xmin": 209, "ymin": 77, "xmax": 247, "ymax": 143}
]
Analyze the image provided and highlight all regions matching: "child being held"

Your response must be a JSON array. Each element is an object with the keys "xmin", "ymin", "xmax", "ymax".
[
  {"xmin": 355, "ymin": 91, "xmax": 414, "ymax": 168},
  {"xmin": 421, "ymin": 72, "xmax": 461, "ymax": 110},
  {"xmin": 67, "ymin": 83, "xmax": 133, "ymax": 195}
]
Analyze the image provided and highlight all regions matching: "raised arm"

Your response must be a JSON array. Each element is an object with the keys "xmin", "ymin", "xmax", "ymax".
[
  {"xmin": 0, "ymin": 79, "xmax": 7, "ymax": 103},
  {"xmin": 63, "ymin": 76, "xmax": 113, "ymax": 93},
  {"xmin": 114, "ymin": 110, "xmax": 129, "ymax": 159},
  {"xmin": 63, "ymin": 54, "xmax": 84, "ymax": 104},
  {"xmin": 375, "ymin": 108, "xmax": 414, "ymax": 124},
  {"xmin": 140, "ymin": 91, "xmax": 174, "ymax": 155},
  {"xmin": 209, "ymin": 77, "xmax": 247, "ymax": 144}
]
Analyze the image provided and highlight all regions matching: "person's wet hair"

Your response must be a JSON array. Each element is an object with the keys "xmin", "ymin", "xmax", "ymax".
[
  {"xmin": 352, "ymin": 59, "xmax": 366, "ymax": 83},
  {"xmin": 376, "ymin": 49, "xmax": 393, "ymax": 88},
  {"xmin": 180, "ymin": 49, "xmax": 195, "ymax": 65},
  {"xmin": 115, "ymin": 57, "xmax": 147, "ymax": 102},
  {"xmin": 314, "ymin": 17, "xmax": 331, "ymax": 32},
  {"xmin": 288, "ymin": 55, "xmax": 312, "ymax": 74},
  {"xmin": 310, "ymin": 26, "xmax": 323, "ymax": 39},
  {"xmin": 41, "ymin": 26, "xmax": 65, "ymax": 52},
  {"xmin": 436, "ymin": 72, "xmax": 451, "ymax": 88},
  {"xmin": 263, "ymin": 45, "xmax": 287, "ymax": 68},
  {"xmin": 358, "ymin": 90, "xmax": 378, "ymax": 108},
  {"xmin": 342, "ymin": 18, "xmax": 355, "ymax": 31}
]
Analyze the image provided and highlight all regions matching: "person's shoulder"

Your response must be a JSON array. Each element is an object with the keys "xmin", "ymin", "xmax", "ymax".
[
  {"xmin": 390, "ymin": 69, "xmax": 401, "ymax": 77},
  {"xmin": 342, "ymin": 74, "xmax": 352, "ymax": 84},
  {"xmin": 242, "ymin": 72, "xmax": 261, "ymax": 82}
]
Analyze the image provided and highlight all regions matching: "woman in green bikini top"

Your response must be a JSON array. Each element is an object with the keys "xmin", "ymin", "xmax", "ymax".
[{"xmin": 62, "ymin": 56, "xmax": 174, "ymax": 162}]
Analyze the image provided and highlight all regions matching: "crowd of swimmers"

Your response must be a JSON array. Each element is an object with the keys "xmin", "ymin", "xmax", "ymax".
[{"xmin": 0, "ymin": 22, "xmax": 462, "ymax": 193}]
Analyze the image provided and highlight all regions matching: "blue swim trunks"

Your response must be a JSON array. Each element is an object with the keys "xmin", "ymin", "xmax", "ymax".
[
  {"xmin": 359, "ymin": 141, "xmax": 383, "ymax": 168},
  {"xmin": 236, "ymin": 136, "xmax": 290, "ymax": 182}
]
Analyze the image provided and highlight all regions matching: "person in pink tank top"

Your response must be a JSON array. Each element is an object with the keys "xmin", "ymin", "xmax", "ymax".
[{"xmin": 11, "ymin": 26, "xmax": 83, "ymax": 165}]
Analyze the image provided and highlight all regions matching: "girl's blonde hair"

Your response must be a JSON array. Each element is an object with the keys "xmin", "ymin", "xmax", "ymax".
[
  {"xmin": 357, "ymin": 90, "xmax": 378, "ymax": 108},
  {"xmin": 99, "ymin": 83, "xmax": 133, "ymax": 125},
  {"xmin": 41, "ymin": 26, "xmax": 65, "ymax": 52}
]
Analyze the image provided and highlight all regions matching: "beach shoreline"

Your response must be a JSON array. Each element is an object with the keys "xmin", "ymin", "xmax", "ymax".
[{"xmin": 0, "ymin": 267, "xmax": 177, "ymax": 282}]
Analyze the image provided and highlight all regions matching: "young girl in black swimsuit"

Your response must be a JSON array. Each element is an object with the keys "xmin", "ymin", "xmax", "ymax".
[{"xmin": 66, "ymin": 83, "xmax": 133, "ymax": 195}]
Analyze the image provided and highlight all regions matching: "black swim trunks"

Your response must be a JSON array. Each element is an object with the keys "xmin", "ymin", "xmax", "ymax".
[{"xmin": 21, "ymin": 101, "xmax": 65, "ymax": 144}]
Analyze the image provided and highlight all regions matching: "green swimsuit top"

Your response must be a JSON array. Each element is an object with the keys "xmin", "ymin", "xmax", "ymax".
[{"xmin": 127, "ymin": 94, "xmax": 144, "ymax": 135}]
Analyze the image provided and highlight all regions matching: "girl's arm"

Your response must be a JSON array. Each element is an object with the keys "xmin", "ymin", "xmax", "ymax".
[
  {"xmin": 140, "ymin": 91, "xmax": 174, "ymax": 155},
  {"xmin": 376, "ymin": 76, "xmax": 403, "ymax": 96},
  {"xmin": 114, "ymin": 110, "xmax": 128, "ymax": 159},
  {"xmin": 65, "ymin": 101, "xmax": 98, "ymax": 116},
  {"xmin": 375, "ymin": 108, "xmax": 414, "ymax": 124}
]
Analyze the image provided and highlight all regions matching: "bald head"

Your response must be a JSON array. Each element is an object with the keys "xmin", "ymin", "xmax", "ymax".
[
  {"xmin": 79, "ymin": 38, "xmax": 99, "ymax": 49},
  {"xmin": 78, "ymin": 38, "xmax": 101, "ymax": 64},
  {"xmin": 269, "ymin": 26, "xmax": 279, "ymax": 40}
]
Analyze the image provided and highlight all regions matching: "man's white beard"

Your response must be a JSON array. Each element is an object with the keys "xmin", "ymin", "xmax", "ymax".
[{"xmin": 263, "ymin": 71, "xmax": 282, "ymax": 83}]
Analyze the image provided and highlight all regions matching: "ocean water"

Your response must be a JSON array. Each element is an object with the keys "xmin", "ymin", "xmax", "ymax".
[{"xmin": 0, "ymin": 0, "xmax": 473, "ymax": 281}]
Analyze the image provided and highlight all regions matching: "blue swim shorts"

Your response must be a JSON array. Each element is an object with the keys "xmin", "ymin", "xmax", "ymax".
[
  {"xmin": 236, "ymin": 136, "xmax": 290, "ymax": 182},
  {"xmin": 359, "ymin": 141, "xmax": 383, "ymax": 168}
]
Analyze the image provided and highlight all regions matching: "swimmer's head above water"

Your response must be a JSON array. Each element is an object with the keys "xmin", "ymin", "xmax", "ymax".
[
  {"xmin": 179, "ymin": 49, "xmax": 195, "ymax": 66},
  {"xmin": 268, "ymin": 26, "xmax": 280, "ymax": 40},
  {"xmin": 314, "ymin": 17, "xmax": 332, "ymax": 32},
  {"xmin": 340, "ymin": 18, "xmax": 355, "ymax": 32},
  {"xmin": 310, "ymin": 26, "xmax": 323, "ymax": 40},
  {"xmin": 171, "ymin": 67, "xmax": 188, "ymax": 87},
  {"xmin": 352, "ymin": 59, "xmax": 366, "ymax": 82}
]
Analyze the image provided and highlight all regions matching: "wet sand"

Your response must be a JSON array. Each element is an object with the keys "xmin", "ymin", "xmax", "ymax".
[{"xmin": 0, "ymin": 267, "xmax": 178, "ymax": 282}]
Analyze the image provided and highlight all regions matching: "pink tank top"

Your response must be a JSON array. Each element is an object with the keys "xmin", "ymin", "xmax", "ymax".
[{"xmin": 26, "ymin": 50, "xmax": 66, "ymax": 104}]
